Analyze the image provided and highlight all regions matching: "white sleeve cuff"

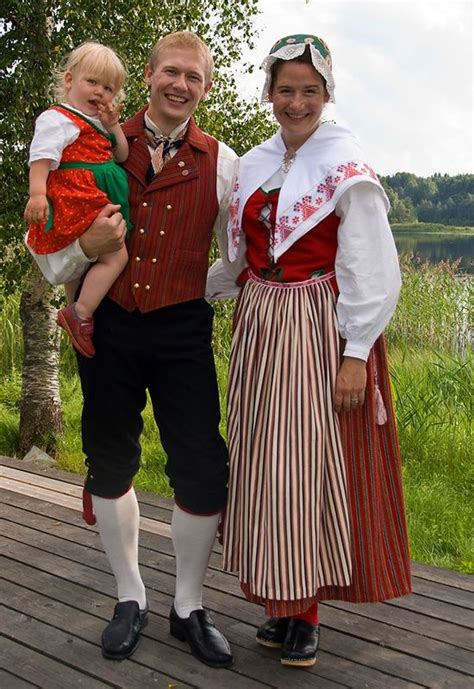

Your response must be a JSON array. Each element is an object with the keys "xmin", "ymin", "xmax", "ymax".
[{"xmin": 343, "ymin": 341, "xmax": 370, "ymax": 362}]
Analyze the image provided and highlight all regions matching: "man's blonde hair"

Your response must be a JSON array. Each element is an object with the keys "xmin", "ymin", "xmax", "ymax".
[
  {"xmin": 54, "ymin": 42, "xmax": 127, "ymax": 101},
  {"xmin": 148, "ymin": 31, "xmax": 214, "ymax": 82}
]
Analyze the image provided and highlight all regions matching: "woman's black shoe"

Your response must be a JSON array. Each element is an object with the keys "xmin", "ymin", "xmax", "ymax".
[
  {"xmin": 256, "ymin": 617, "xmax": 289, "ymax": 648},
  {"xmin": 169, "ymin": 606, "xmax": 233, "ymax": 668},
  {"xmin": 101, "ymin": 601, "xmax": 148, "ymax": 660},
  {"xmin": 280, "ymin": 619, "xmax": 319, "ymax": 667}
]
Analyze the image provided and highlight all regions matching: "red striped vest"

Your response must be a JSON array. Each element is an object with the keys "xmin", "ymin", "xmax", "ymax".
[{"xmin": 108, "ymin": 108, "xmax": 219, "ymax": 312}]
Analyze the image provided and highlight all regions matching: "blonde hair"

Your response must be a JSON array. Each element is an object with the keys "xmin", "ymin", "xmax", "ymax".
[
  {"xmin": 54, "ymin": 42, "xmax": 127, "ymax": 102},
  {"xmin": 148, "ymin": 31, "xmax": 214, "ymax": 82}
]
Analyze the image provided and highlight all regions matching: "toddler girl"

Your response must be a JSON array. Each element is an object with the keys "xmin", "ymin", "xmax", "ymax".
[{"xmin": 25, "ymin": 41, "xmax": 131, "ymax": 357}]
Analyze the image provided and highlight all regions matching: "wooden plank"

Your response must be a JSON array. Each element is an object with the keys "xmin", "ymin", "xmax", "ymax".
[
  {"xmin": 1, "ymin": 533, "xmax": 469, "ymax": 689},
  {"xmin": 0, "ymin": 481, "xmax": 171, "ymax": 538},
  {"xmin": 320, "ymin": 604, "xmax": 474, "ymax": 677},
  {"xmin": 4, "ymin": 557, "xmax": 424, "ymax": 689},
  {"xmin": 4, "ymin": 463, "xmax": 473, "ymax": 597},
  {"xmin": 0, "ymin": 457, "xmax": 175, "ymax": 513},
  {"xmin": 412, "ymin": 562, "xmax": 474, "ymax": 593},
  {"xmin": 0, "ymin": 634, "xmax": 111, "ymax": 689},
  {"xmin": 326, "ymin": 598, "xmax": 472, "ymax": 652},
  {"xmin": 2, "ymin": 500, "xmax": 471, "ymax": 654},
  {"xmin": 0, "ymin": 455, "xmax": 470, "ymax": 589},
  {"xmin": 2, "ymin": 490, "xmax": 470, "ymax": 615},
  {"xmin": 3, "ymin": 463, "xmax": 470, "ymax": 600},
  {"xmin": 0, "ymin": 668, "xmax": 40, "ymax": 689},
  {"xmin": 1, "ymin": 464, "xmax": 472, "ymax": 687},
  {"xmin": 0, "ymin": 552, "xmax": 425, "ymax": 689},
  {"xmin": 0, "ymin": 577, "xmax": 336, "ymax": 689},
  {"xmin": 388, "ymin": 594, "xmax": 473, "ymax": 628},
  {"xmin": 412, "ymin": 576, "xmax": 474, "ymax": 610},
  {"xmin": 0, "ymin": 465, "xmax": 84, "ymax": 497},
  {"xmin": 1, "ymin": 498, "xmax": 471, "ymax": 687}
]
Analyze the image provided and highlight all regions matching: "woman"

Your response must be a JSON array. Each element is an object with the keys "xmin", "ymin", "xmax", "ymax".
[{"xmin": 217, "ymin": 34, "xmax": 411, "ymax": 668}]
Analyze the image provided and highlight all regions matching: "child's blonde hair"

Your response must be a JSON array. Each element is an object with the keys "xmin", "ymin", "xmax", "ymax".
[
  {"xmin": 148, "ymin": 31, "xmax": 214, "ymax": 82},
  {"xmin": 54, "ymin": 42, "xmax": 127, "ymax": 102}
]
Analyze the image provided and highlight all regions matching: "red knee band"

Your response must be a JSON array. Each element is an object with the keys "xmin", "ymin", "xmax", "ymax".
[{"xmin": 82, "ymin": 488, "xmax": 96, "ymax": 525}]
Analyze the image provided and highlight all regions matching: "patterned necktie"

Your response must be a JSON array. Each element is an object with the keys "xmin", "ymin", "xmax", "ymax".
[{"xmin": 144, "ymin": 126, "xmax": 186, "ymax": 181}]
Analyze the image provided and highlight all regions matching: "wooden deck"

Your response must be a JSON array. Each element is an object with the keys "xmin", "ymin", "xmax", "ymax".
[{"xmin": 0, "ymin": 456, "xmax": 472, "ymax": 689}]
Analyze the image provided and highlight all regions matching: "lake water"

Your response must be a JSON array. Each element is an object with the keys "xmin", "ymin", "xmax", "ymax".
[{"xmin": 392, "ymin": 232, "xmax": 474, "ymax": 274}]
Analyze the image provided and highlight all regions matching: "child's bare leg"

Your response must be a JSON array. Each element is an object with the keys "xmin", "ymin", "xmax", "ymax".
[
  {"xmin": 64, "ymin": 278, "xmax": 81, "ymax": 305},
  {"xmin": 74, "ymin": 245, "xmax": 128, "ymax": 319}
]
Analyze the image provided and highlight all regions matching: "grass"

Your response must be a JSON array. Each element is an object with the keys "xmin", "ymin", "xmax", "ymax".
[
  {"xmin": 392, "ymin": 222, "xmax": 473, "ymax": 233},
  {"xmin": 0, "ymin": 257, "xmax": 472, "ymax": 573},
  {"xmin": 389, "ymin": 350, "xmax": 473, "ymax": 573},
  {"xmin": 387, "ymin": 254, "xmax": 472, "ymax": 356}
]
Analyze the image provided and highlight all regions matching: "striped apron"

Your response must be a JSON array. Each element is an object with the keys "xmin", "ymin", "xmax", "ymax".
[{"xmin": 222, "ymin": 271, "xmax": 411, "ymax": 616}]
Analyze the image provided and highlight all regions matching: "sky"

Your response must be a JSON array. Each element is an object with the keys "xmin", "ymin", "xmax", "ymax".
[{"xmin": 235, "ymin": 0, "xmax": 473, "ymax": 177}]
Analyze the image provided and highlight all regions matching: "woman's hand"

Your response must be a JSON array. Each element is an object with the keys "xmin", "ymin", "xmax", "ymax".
[
  {"xmin": 24, "ymin": 194, "xmax": 48, "ymax": 224},
  {"xmin": 334, "ymin": 356, "xmax": 367, "ymax": 413}
]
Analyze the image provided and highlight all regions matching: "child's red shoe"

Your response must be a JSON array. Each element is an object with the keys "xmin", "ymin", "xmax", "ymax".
[{"xmin": 57, "ymin": 303, "xmax": 95, "ymax": 358}]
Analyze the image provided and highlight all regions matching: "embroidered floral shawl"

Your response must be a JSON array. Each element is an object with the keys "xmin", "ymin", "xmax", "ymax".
[{"xmin": 228, "ymin": 121, "xmax": 389, "ymax": 262}]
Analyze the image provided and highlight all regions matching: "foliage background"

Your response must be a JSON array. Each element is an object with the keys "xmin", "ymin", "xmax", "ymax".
[{"xmin": 381, "ymin": 173, "xmax": 473, "ymax": 226}]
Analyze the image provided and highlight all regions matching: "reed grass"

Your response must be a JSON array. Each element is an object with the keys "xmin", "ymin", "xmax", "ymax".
[
  {"xmin": 389, "ymin": 349, "xmax": 473, "ymax": 573},
  {"xmin": 387, "ymin": 254, "xmax": 472, "ymax": 356},
  {"xmin": 392, "ymin": 222, "xmax": 473, "ymax": 233}
]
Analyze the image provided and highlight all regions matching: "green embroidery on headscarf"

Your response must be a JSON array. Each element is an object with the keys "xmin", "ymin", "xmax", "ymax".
[{"xmin": 270, "ymin": 35, "xmax": 331, "ymax": 62}]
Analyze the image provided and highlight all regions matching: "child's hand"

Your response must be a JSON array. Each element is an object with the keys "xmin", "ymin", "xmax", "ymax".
[
  {"xmin": 98, "ymin": 102, "xmax": 123, "ymax": 130},
  {"xmin": 24, "ymin": 195, "xmax": 49, "ymax": 224}
]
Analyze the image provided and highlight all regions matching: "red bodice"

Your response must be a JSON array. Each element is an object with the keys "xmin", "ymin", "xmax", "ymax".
[{"xmin": 241, "ymin": 187, "xmax": 340, "ymax": 283}]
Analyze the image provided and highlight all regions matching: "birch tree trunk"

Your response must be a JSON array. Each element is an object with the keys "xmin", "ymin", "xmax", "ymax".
[{"xmin": 18, "ymin": 264, "xmax": 63, "ymax": 456}]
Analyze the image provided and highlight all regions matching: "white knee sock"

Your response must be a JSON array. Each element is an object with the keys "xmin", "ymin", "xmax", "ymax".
[
  {"xmin": 172, "ymin": 504, "xmax": 220, "ymax": 618},
  {"xmin": 92, "ymin": 488, "xmax": 147, "ymax": 610}
]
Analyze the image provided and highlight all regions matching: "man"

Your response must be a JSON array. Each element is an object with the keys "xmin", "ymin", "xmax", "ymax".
[{"xmin": 28, "ymin": 31, "xmax": 236, "ymax": 668}]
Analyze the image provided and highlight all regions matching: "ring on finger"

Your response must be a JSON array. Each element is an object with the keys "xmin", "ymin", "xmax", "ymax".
[{"xmin": 351, "ymin": 398, "xmax": 359, "ymax": 405}]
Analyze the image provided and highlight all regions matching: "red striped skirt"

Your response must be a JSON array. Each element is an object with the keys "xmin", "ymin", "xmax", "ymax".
[{"xmin": 222, "ymin": 273, "xmax": 411, "ymax": 616}]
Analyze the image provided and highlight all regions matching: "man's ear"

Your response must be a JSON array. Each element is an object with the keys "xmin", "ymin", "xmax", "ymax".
[
  {"xmin": 144, "ymin": 63, "xmax": 153, "ymax": 86},
  {"xmin": 201, "ymin": 81, "xmax": 212, "ymax": 102}
]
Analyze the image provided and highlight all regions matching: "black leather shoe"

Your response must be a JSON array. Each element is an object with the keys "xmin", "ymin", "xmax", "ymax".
[
  {"xmin": 256, "ymin": 617, "xmax": 289, "ymax": 648},
  {"xmin": 101, "ymin": 601, "xmax": 148, "ymax": 660},
  {"xmin": 280, "ymin": 619, "xmax": 319, "ymax": 667},
  {"xmin": 169, "ymin": 606, "xmax": 233, "ymax": 668}
]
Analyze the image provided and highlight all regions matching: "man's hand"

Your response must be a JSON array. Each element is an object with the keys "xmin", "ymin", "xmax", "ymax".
[
  {"xmin": 334, "ymin": 356, "xmax": 367, "ymax": 413},
  {"xmin": 79, "ymin": 204, "xmax": 126, "ymax": 258}
]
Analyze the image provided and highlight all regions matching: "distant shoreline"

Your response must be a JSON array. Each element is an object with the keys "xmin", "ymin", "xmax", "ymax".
[{"xmin": 391, "ymin": 222, "xmax": 474, "ymax": 234}]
